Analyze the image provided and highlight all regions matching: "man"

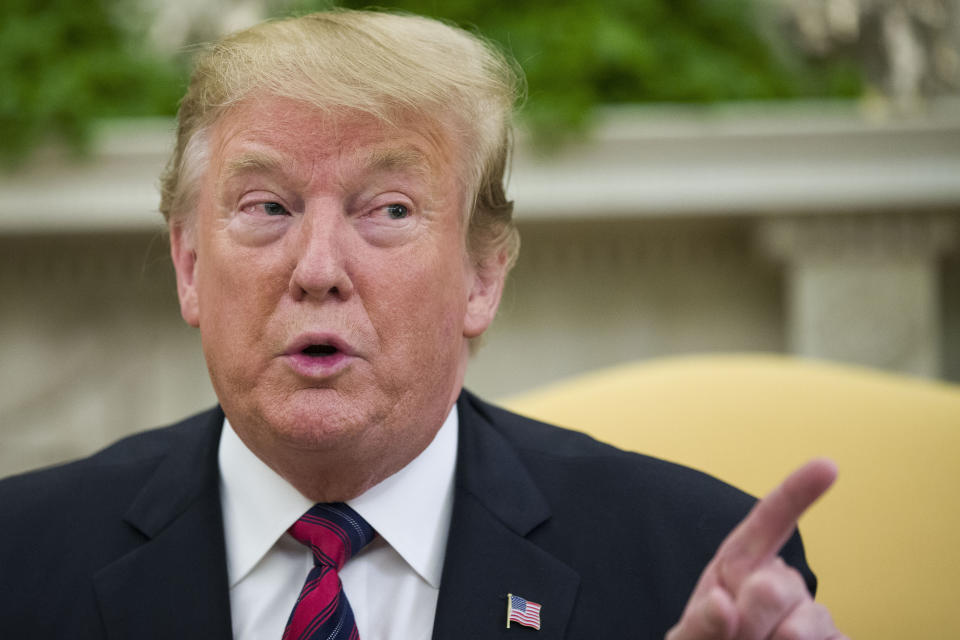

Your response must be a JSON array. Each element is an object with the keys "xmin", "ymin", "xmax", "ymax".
[{"xmin": 0, "ymin": 9, "xmax": 845, "ymax": 640}]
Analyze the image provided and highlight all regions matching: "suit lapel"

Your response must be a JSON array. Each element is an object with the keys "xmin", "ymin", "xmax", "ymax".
[
  {"xmin": 432, "ymin": 393, "xmax": 580, "ymax": 640},
  {"xmin": 93, "ymin": 408, "xmax": 233, "ymax": 640},
  {"xmin": 89, "ymin": 395, "xmax": 581, "ymax": 639}
]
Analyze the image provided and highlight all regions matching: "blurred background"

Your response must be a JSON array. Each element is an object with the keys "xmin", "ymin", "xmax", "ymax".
[{"xmin": 2, "ymin": 0, "xmax": 959, "ymax": 477}]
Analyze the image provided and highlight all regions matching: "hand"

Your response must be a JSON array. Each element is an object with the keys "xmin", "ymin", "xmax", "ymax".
[{"xmin": 666, "ymin": 459, "xmax": 847, "ymax": 640}]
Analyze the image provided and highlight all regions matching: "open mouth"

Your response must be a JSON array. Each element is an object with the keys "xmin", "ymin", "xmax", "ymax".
[
  {"xmin": 285, "ymin": 336, "xmax": 351, "ymax": 375},
  {"xmin": 301, "ymin": 344, "xmax": 339, "ymax": 357}
]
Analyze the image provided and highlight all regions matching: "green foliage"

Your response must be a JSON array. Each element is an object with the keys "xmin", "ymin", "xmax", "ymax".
[
  {"xmin": 2, "ymin": 0, "xmax": 861, "ymax": 166},
  {"xmin": 0, "ymin": 0, "xmax": 185, "ymax": 166}
]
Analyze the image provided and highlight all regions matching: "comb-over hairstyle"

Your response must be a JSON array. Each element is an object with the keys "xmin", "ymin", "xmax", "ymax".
[{"xmin": 159, "ymin": 9, "xmax": 522, "ymax": 268}]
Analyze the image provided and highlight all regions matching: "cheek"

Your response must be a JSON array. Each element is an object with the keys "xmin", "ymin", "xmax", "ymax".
[
  {"xmin": 367, "ymin": 251, "xmax": 468, "ymax": 348},
  {"xmin": 195, "ymin": 239, "xmax": 285, "ymax": 347},
  {"xmin": 415, "ymin": 262, "xmax": 471, "ymax": 346}
]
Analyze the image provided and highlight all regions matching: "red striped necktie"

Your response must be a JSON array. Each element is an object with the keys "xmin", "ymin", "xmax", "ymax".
[{"xmin": 282, "ymin": 503, "xmax": 375, "ymax": 640}]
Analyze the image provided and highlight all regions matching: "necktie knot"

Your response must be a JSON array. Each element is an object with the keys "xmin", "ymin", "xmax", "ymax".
[{"xmin": 288, "ymin": 503, "xmax": 374, "ymax": 571}]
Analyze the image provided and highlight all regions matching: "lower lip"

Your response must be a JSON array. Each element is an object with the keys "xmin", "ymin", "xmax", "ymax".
[{"xmin": 283, "ymin": 352, "xmax": 353, "ymax": 378}]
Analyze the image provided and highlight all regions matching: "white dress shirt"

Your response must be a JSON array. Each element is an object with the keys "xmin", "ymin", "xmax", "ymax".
[{"xmin": 218, "ymin": 408, "xmax": 458, "ymax": 640}]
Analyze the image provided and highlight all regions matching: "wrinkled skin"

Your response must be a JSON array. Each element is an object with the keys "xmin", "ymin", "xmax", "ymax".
[{"xmin": 170, "ymin": 95, "xmax": 507, "ymax": 501}]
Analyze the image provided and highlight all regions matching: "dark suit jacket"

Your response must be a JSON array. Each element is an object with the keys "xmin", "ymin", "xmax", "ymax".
[{"xmin": 0, "ymin": 390, "xmax": 814, "ymax": 639}]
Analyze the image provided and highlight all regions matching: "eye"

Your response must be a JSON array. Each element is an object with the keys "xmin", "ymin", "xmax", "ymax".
[
  {"xmin": 262, "ymin": 202, "xmax": 289, "ymax": 216},
  {"xmin": 385, "ymin": 203, "xmax": 409, "ymax": 219}
]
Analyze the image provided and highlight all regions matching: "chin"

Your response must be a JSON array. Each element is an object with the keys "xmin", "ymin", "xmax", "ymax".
[{"xmin": 255, "ymin": 388, "xmax": 388, "ymax": 451}]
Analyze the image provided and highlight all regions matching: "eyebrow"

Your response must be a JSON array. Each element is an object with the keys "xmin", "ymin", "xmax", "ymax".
[
  {"xmin": 361, "ymin": 147, "xmax": 432, "ymax": 178},
  {"xmin": 220, "ymin": 151, "xmax": 287, "ymax": 181}
]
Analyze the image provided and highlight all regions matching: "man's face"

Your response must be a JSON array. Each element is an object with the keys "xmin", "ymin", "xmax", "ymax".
[{"xmin": 170, "ymin": 95, "xmax": 504, "ymax": 490}]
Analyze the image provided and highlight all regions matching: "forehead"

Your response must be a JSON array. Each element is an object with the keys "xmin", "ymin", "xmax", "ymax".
[{"xmin": 207, "ymin": 95, "xmax": 460, "ymax": 183}]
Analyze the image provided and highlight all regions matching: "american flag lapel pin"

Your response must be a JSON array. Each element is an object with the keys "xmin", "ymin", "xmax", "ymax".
[{"xmin": 506, "ymin": 593, "xmax": 542, "ymax": 630}]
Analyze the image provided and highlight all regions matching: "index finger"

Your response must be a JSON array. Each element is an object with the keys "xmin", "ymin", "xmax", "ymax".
[{"xmin": 715, "ymin": 458, "xmax": 837, "ymax": 591}]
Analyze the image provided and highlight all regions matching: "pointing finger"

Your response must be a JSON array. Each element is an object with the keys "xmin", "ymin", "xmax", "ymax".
[{"xmin": 716, "ymin": 458, "xmax": 837, "ymax": 591}]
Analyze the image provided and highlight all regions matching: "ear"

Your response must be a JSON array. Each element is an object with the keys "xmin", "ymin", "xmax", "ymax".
[
  {"xmin": 169, "ymin": 220, "xmax": 201, "ymax": 327},
  {"xmin": 463, "ymin": 250, "xmax": 509, "ymax": 339}
]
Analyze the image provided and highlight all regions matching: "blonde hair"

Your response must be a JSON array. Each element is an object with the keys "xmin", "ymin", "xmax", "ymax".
[{"xmin": 159, "ymin": 9, "xmax": 521, "ymax": 268}]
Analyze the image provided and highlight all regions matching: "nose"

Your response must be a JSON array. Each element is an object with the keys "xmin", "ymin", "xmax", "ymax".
[{"xmin": 288, "ymin": 207, "xmax": 355, "ymax": 302}]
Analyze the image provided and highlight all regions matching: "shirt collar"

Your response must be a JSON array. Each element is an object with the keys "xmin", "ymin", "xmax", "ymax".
[{"xmin": 218, "ymin": 406, "xmax": 458, "ymax": 589}]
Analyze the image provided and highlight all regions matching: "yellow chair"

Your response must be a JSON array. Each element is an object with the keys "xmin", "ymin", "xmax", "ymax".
[{"xmin": 502, "ymin": 354, "xmax": 960, "ymax": 640}]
